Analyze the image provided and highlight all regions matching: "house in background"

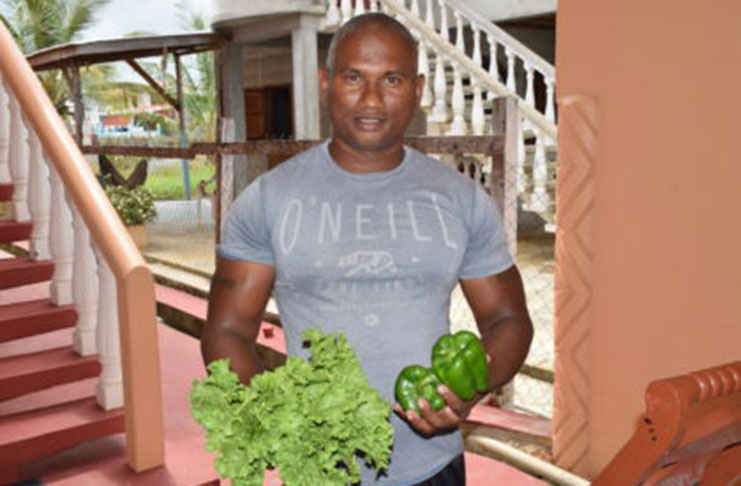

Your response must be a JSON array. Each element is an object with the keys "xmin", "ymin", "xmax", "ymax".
[{"xmin": 210, "ymin": 0, "xmax": 558, "ymax": 236}]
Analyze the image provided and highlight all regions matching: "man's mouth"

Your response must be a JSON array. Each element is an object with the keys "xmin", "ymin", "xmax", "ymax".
[{"xmin": 354, "ymin": 116, "xmax": 386, "ymax": 130}]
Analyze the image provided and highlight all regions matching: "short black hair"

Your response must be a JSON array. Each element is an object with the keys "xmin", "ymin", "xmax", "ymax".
[{"xmin": 325, "ymin": 13, "xmax": 418, "ymax": 74}]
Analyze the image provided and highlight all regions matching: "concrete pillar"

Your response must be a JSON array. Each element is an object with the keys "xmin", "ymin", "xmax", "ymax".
[
  {"xmin": 216, "ymin": 42, "xmax": 266, "ymax": 202},
  {"xmin": 291, "ymin": 14, "xmax": 321, "ymax": 141}
]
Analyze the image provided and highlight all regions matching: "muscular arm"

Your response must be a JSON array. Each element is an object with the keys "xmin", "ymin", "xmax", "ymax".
[
  {"xmin": 200, "ymin": 256, "xmax": 276, "ymax": 384},
  {"xmin": 460, "ymin": 265, "xmax": 534, "ymax": 392}
]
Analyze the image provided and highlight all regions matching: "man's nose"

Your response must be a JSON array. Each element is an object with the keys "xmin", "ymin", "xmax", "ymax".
[{"xmin": 359, "ymin": 81, "xmax": 383, "ymax": 109}]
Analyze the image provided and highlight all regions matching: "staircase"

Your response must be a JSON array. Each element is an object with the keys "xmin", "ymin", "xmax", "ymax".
[
  {"xmin": 0, "ymin": 20, "xmax": 164, "ymax": 484},
  {"xmin": 0, "ymin": 210, "xmax": 126, "ymax": 483},
  {"xmin": 324, "ymin": 0, "xmax": 558, "ymax": 231}
]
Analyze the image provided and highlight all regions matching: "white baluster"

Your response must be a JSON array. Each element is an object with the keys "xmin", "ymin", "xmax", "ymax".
[
  {"xmin": 545, "ymin": 76, "xmax": 556, "ymax": 123},
  {"xmin": 354, "ymin": 0, "xmax": 366, "ymax": 17},
  {"xmin": 486, "ymin": 33, "xmax": 498, "ymax": 101},
  {"xmin": 325, "ymin": 0, "xmax": 341, "ymax": 26},
  {"xmin": 517, "ymin": 116, "xmax": 527, "ymax": 195},
  {"xmin": 418, "ymin": 41, "xmax": 432, "ymax": 108},
  {"xmin": 474, "ymin": 160, "xmax": 483, "ymax": 186},
  {"xmin": 505, "ymin": 47, "xmax": 516, "ymax": 93},
  {"xmin": 424, "ymin": 0, "xmax": 434, "ymax": 30},
  {"xmin": 49, "ymin": 167, "xmax": 74, "ymax": 305},
  {"xmin": 369, "ymin": 0, "xmax": 378, "ymax": 12},
  {"xmin": 8, "ymin": 96, "xmax": 30, "ymax": 221},
  {"xmin": 429, "ymin": 52, "xmax": 448, "ymax": 122},
  {"xmin": 529, "ymin": 131, "xmax": 549, "ymax": 212},
  {"xmin": 95, "ymin": 249, "xmax": 123, "ymax": 410},
  {"xmin": 469, "ymin": 24, "xmax": 484, "ymax": 135},
  {"xmin": 472, "ymin": 24, "xmax": 482, "ymax": 69},
  {"xmin": 26, "ymin": 131, "xmax": 50, "ymax": 260},
  {"xmin": 524, "ymin": 62, "xmax": 535, "ymax": 109},
  {"xmin": 454, "ymin": 12, "xmax": 465, "ymax": 53},
  {"xmin": 0, "ymin": 79, "xmax": 10, "ymax": 184},
  {"xmin": 410, "ymin": 0, "xmax": 420, "ymax": 18},
  {"xmin": 448, "ymin": 63, "xmax": 467, "ymax": 135},
  {"xmin": 438, "ymin": 0, "xmax": 449, "ymax": 43},
  {"xmin": 340, "ymin": 0, "xmax": 352, "ymax": 24},
  {"xmin": 472, "ymin": 83, "xmax": 485, "ymax": 136},
  {"xmin": 73, "ymin": 207, "xmax": 99, "ymax": 356}
]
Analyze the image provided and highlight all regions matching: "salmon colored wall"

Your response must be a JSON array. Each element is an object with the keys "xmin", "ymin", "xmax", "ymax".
[{"xmin": 555, "ymin": 0, "xmax": 741, "ymax": 476}]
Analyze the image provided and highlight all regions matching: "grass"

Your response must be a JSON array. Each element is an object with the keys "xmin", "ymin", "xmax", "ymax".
[
  {"xmin": 91, "ymin": 155, "xmax": 216, "ymax": 201},
  {"xmin": 145, "ymin": 158, "xmax": 216, "ymax": 200}
]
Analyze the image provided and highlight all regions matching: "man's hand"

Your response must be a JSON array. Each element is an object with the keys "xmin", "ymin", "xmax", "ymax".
[{"xmin": 394, "ymin": 385, "xmax": 480, "ymax": 436}]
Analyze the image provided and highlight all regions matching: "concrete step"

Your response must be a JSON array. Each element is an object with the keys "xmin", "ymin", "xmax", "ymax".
[
  {"xmin": 0, "ymin": 346, "xmax": 100, "ymax": 401},
  {"xmin": 0, "ymin": 184, "xmax": 13, "ymax": 202},
  {"xmin": 0, "ymin": 299, "xmax": 77, "ymax": 343},
  {"xmin": 0, "ymin": 258, "xmax": 54, "ymax": 290},
  {"xmin": 0, "ymin": 221, "xmax": 33, "ymax": 243},
  {"xmin": 0, "ymin": 397, "xmax": 124, "ymax": 484}
]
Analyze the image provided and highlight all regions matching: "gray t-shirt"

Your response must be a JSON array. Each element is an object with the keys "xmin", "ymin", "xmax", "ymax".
[{"xmin": 219, "ymin": 141, "xmax": 513, "ymax": 485}]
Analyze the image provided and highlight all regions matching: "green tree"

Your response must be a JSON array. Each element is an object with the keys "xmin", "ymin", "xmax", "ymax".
[
  {"xmin": 177, "ymin": 0, "xmax": 216, "ymax": 141},
  {"xmin": 0, "ymin": 0, "xmax": 111, "ymax": 115}
]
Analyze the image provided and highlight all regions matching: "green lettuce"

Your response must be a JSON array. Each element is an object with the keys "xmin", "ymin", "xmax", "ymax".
[{"xmin": 190, "ymin": 328, "xmax": 394, "ymax": 486}]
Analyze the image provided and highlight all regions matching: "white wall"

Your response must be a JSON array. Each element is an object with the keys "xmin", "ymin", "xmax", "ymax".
[{"xmin": 211, "ymin": 0, "xmax": 322, "ymax": 26}]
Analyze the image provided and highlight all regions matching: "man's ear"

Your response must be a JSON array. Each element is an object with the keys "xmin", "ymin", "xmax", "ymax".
[
  {"xmin": 415, "ymin": 73, "xmax": 425, "ymax": 107},
  {"xmin": 319, "ymin": 67, "xmax": 330, "ymax": 104}
]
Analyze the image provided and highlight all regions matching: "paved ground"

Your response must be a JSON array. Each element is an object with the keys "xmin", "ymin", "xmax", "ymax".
[{"xmin": 144, "ymin": 200, "xmax": 555, "ymax": 417}]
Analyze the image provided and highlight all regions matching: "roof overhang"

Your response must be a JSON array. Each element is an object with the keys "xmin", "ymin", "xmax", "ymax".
[{"xmin": 27, "ymin": 32, "xmax": 229, "ymax": 71}]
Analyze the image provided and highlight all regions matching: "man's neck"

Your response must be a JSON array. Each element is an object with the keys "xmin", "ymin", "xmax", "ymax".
[{"xmin": 328, "ymin": 139, "xmax": 405, "ymax": 174}]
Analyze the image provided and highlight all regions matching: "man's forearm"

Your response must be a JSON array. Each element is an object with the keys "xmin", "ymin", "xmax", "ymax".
[
  {"xmin": 201, "ymin": 327, "xmax": 266, "ymax": 385},
  {"xmin": 480, "ymin": 316, "xmax": 534, "ymax": 392}
]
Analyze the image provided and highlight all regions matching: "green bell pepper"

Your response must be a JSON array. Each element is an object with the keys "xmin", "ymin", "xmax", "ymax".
[
  {"xmin": 431, "ymin": 330, "xmax": 489, "ymax": 401},
  {"xmin": 394, "ymin": 365, "xmax": 446, "ymax": 415}
]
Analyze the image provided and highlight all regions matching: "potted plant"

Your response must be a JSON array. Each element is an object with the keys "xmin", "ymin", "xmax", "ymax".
[{"xmin": 104, "ymin": 184, "xmax": 157, "ymax": 248}]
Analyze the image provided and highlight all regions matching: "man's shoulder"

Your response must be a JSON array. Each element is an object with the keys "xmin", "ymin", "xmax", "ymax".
[
  {"xmin": 257, "ymin": 142, "xmax": 326, "ymax": 189},
  {"xmin": 405, "ymin": 146, "xmax": 477, "ymax": 190}
]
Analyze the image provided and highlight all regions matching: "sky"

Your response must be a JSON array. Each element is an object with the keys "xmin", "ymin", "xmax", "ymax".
[
  {"xmin": 78, "ymin": 0, "xmax": 212, "ymax": 84},
  {"xmin": 81, "ymin": 0, "xmax": 212, "ymax": 42}
]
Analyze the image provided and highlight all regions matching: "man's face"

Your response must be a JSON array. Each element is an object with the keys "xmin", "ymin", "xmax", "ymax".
[{"xmin": 321, "ymin": 24, "xmax": 424, "ymax": 154}]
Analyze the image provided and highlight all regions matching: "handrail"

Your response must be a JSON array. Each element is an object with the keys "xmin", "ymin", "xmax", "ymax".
[
  {"xmin": 441, "ymin": 0, "xmax": 555, "ymax": 79},
  {"xmin": 382, "ymin": 0, "xmax": 557, "ymax": 140},
  {"xmin": 0, "ymin": 22, "xmax": 164, "ymax": 471}
]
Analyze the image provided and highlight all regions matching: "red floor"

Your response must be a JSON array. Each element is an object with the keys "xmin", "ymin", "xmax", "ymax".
[{"xmin": 1, "ymin": 248, "xmax": 549, "ymax": 485}]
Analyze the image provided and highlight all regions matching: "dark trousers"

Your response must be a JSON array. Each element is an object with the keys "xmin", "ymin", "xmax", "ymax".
[{"xmin": 414, "ymin": 455, "xmax": 466, "ymax": 486}]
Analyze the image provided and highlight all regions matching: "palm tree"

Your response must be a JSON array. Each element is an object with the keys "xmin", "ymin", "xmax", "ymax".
[
  {"xmin": 176, "ymin": 1, "xmax": 216, "ymax": 142},
  {"xmin": 0, "ymin": 0, "xmax": 111, "ymax": 115}
]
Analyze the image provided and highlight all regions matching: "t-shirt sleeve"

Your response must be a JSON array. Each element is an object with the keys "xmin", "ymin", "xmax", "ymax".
[
  {"xmin": 218, "ymin": 178, "xmax": 275, "ymax": 265},
  {"xmin": 459, "ymin": 183, "xmax": 514, "ymax": 280}
]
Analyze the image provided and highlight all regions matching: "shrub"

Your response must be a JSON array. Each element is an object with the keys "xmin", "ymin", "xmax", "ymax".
[{"xmin": 104, "ymin": 185, "xmax": 157, "ymax": 226}]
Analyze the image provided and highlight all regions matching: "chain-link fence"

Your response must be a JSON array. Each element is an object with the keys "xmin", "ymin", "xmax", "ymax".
[
  {"xmin": 83, "ymin": 148, "xmax": 218, "ymax": 281},
  {"xmin": 441, "ymin": 146, "xmax": 554, "ymax": 420}
]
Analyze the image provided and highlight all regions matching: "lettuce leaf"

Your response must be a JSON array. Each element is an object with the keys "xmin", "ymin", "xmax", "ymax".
[{"xmin": 191, "ymin": 328, "xmax": 394, "ymax": 486}]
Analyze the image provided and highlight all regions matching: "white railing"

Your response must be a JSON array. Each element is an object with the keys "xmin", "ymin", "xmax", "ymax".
[
  {"xmin": 324, "ymin": 0, "xmax": 557, "ymax": 220},
  {"xmin": 0, "ymin": 20, "xmax": 164, "ymax": 472},
  {"xmin": 1, "ymin": 76, "xmax": 127, "ymax": 410}
]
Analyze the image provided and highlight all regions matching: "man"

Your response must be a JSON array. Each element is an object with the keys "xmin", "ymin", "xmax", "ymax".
[{"xmin": 201, "ymin": 13, "xmax": 533, "ymax": 486}]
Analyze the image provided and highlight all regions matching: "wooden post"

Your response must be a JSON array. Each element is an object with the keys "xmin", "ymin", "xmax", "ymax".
[
  {"xmin": 72, "ymin": 66, "xmax": 84, "ymax": 146},
  {"xmin": 490, "ymin": 96, "xmax": 519, "ymax": 257},
  {"xmin": 174, "ymin": 54, "xmax": 191, "ymax": 199},
  {"xmin": 215, "ymin": 41, "xmax": 248, "ymax": 197}
]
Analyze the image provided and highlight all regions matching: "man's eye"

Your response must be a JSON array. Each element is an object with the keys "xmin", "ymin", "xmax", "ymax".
[
  {"xmin": 386, "ymin": 75, "xmax": 401, "ymax": 85},
  {"xmin": 345, "ymin": 73, "xmax": 360, "ymax": 82}
]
